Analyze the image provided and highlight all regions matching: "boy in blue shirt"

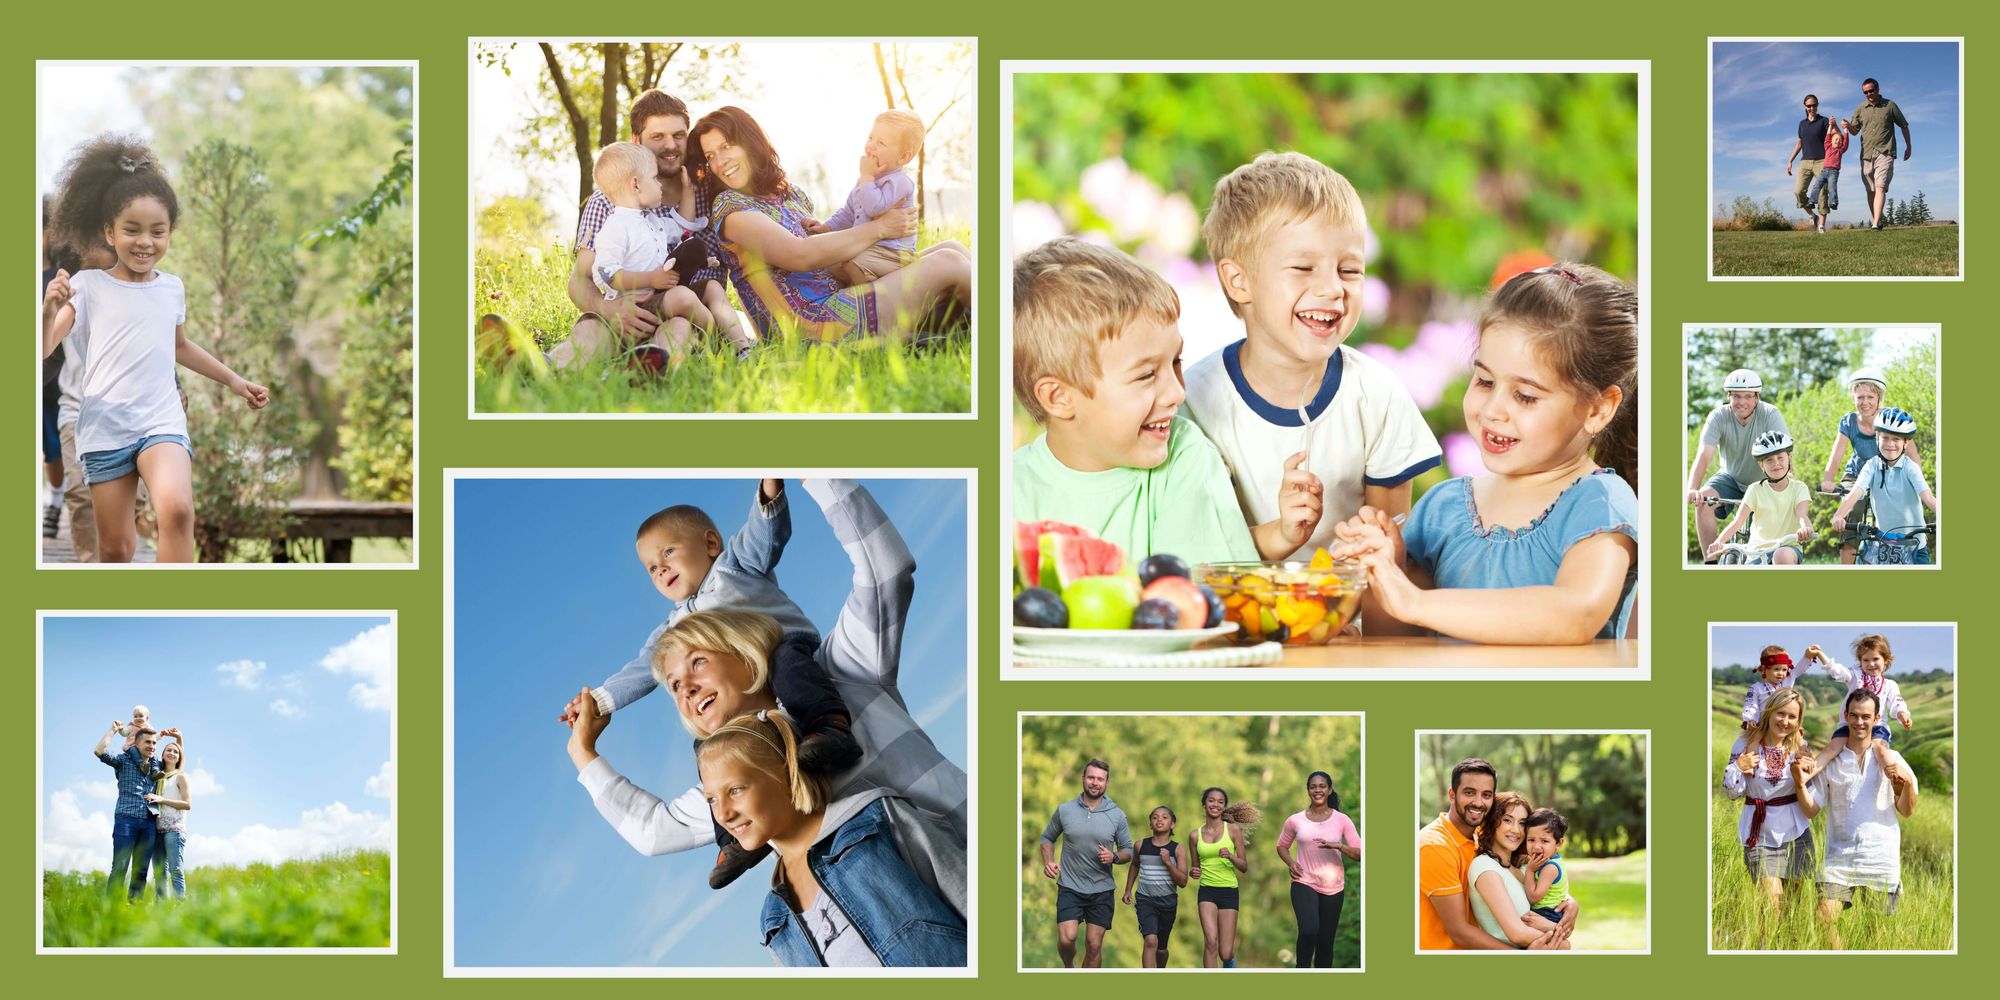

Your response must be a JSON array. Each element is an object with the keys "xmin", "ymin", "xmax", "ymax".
[{"xmin": 1829, "ymin": 407, "xmax": 1938, "ymax": 563}]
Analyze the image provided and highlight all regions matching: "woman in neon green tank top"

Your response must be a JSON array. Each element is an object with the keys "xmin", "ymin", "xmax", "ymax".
[{"xmin": 1187, "ymin": 786, "xmax": 1260, "ymax": 967}]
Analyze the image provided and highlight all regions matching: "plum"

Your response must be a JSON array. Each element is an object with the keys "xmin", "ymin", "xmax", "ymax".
[
  {"xmin": 1199, "ymin": 584, "xmax": 1225, "ymax": 628},
  {"xmin": 1137, "ymin": 553, "xmax": 1192, "ymax": 587},
  {"xmin": 1014, "ymin": 587, "xmax": 1069, "ymax": 628},
  {"xmin": 1131, "ymin": 598, "xmax": 1180, "ymax": 630}
]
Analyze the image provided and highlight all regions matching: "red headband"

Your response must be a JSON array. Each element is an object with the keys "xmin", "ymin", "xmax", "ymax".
[{"xmin": 1759, "ymin": 652, "xmax": 1792, "ymax": 668}]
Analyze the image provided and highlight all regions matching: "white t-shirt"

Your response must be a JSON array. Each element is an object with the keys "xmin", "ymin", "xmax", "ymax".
[
  {"xmin": 1185, "ymin": 342, "xmax": 1442, "ymax": 560},
  {"xmin": 1810, "ymin": 744, "xmax": 1913, "ymax": 891},
  {"xmin": 67, "ymin": 269, "xmax": 188, "ymax": 454},
  {"xmin": 592, "ymin": 206, "xmax": 670, "ymax": 278}
]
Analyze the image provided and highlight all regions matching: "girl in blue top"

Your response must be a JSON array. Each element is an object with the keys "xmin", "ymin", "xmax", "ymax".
[{"xmin": 1332, "ymin": 264, "xmax": 1639, "ymax": 643}]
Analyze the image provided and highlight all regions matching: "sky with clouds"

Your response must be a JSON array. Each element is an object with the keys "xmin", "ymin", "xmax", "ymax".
[
  {"xmin": 449, "ymin": 476, "xmax": 969, "ymax": 968},
  {"xmin": 1711, "ymin": 41, "xmax": 1960, "ymax": 223},
  {"xmin": 1711, "ymin": 623, "xmax": 1954, "ymax": 675},
  {"xmin": 41, "ymin": 615, "xmax": 395, "ymax": 875}
]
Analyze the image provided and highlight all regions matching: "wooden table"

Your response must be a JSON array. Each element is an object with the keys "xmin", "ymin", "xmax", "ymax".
[
  {"xmin": 1274, "ymin": 636, "xmax": 1636, "ymax": 670},
  {"xmin": 1008, "ymin": 635, "xmax": 1638, "ymax": 678}
]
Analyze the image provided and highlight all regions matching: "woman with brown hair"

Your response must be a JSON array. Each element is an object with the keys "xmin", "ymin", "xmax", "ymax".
[
  {"xmin": 1467, "ymin": 791, "xmax": 1574, "ymax": 948},
  {"xmin": 690, "ymin": 106, "xmax": 970, "ymax": 344}
]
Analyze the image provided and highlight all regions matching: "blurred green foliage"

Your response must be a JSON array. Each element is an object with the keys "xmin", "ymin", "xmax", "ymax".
[
  {"xmin": 1418, "ymin": 733, "xmax": 1648, "ymax": 856},
  {"xmin": 1020, "ymin": 715, "xmax": 1360, "ymax": 968},
  {"xmin": 43, "ymin": 850, "xmax": 390, "ymax": 948}
]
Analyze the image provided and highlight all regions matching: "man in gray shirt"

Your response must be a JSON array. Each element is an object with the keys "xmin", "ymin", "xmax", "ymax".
[
  {"xmin": 1685, "ymin": 368, "xmax": 1790, "ymax": 558},
  {"xmin": 1040, "ymin": 757, "xmax": 1132, "ymax": 967}
]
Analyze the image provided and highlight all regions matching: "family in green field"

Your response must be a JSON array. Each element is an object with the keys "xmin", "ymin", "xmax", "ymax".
[
  {"xmin": 1013, "ymin": 151, "xmax": 1639, "ymax": 644},
  {"xmin": 555, "ymin": 480, "xmax": 967, "ymax": 967},
  {"xmin": 486, "ymin": 88, "xmax": 971, "ymax": 375},
  {"xmin": 1787, "ymin": 78, "xmax": 1912, "ymax": 233},
  {"xmin": 1037, "ymin": 757, "xmax": 1359, "ymax": 968},
  {"xmin": 1686, "ymin": 366, "xmax": 1937, "ymax": 565},
  {"xmin": 1419, "ymin": 757, "xmax": 1579, "ymax": 950},
  {"xmin": 1725, "ymin": 636, "xmax": 1921, "ymax": 949},
  {"xmin": 92, "ymin": 707, "xmax": 191, "ymax": 901}
]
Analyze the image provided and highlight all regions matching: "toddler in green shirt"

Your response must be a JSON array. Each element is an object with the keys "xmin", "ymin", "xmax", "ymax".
[{"xmin": 1522, "ymin": 808, "xmax": 1573, "ymax": 923}]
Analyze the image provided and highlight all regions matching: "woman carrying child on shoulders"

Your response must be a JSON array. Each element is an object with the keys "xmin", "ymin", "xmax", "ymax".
[
  {"xmin": 1721, "ymin": 687, "xmax": 1818, "ymax": 945},
  {"xmin": 1333, "ymin": 263, "xmax": 1639, "ymax": 643}
]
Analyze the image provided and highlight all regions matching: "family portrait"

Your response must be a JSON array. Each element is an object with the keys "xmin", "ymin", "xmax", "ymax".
[
  {"xmin": 39, "ymin": 613, "xmax": 395, "ymax": 950},
  {"xmin": 36, "ymin": 62, "xmax": 416, "ymax": 564},
  {"xmin": 1708, "ymin": 624, "xmax": 1955, "ymax": 951},
  {"xmin": 1682, "ymin": 326, "xmax": 1939, "ymax": 566},
  {"xmin": 1007, "ymin": 66, "xmax": 1643, "ymax": 673},
  {"xmin": 1416, "ymin": 733, "xmax": 1648, "ymax": 952},
  {"xmin": 447, "ymin": 474, "xmax": 970, "ymax": 970},
  {"xmin": 1710, "ymin": 39, "xmax": 1962, "ymax": 278},
  {"xmin": 471, "ymin": 40, "xmax": 974, "ymax": 414},
  {"xmin": 1019, "ymin": 713, "xmax": 1362, "ymax": 970}
]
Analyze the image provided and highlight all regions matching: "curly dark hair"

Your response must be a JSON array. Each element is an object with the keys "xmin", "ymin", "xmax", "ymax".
[
  {"xmin": 690, "ymin": 106, "xmax": 788, "ymax": 201},
  {"xmin": 1476, "ymin": 791, "xmax": 1533, "ymax": 868},
  {"xmin": 49, "ymin": 133, "xmax": 179, "ymax": 252}
]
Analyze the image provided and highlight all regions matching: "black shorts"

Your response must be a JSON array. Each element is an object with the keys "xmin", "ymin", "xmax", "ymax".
[
  {"xmin": 1197, "ymin": 885, "xmax": 1239, "ymax": 910},
  {"xmin": 1531, "ymin": 905, "xmax": 1565, "ymax": 924},
  {"xmin": 1057, "ymin": 886, "xmax": 1114, "ymax": 928},
  {"xmin": 1135, "ymin": 894, "xmax": 1178, "ymax": 940}
]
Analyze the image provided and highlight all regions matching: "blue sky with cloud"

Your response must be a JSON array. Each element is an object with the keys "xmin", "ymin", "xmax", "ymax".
[
  {"xmin": 1712, "ymin": 41, "xmax": 1960, "ymax": 222},
  {"xmin": 1711, "ymin": 623, "xmax": 1954, "ymax": 675},
  {"xmin": 41, "ymin": 615, "xmax": 395, "ymax": 875},
  {"xmin": 449, "ymin": 476, "xmax": 969, "ymax": 968}
]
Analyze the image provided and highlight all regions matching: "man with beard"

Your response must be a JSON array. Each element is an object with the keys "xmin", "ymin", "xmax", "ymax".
[
  {"xmin": 1039, "ymin": 757, "xmax": 1132, "ymax": 967},
  {"xmin": 1795, "ymin": 689, "xmax": 1919, "ymax": 949},
  {"xmin": 1419, "ymin": 757, "xmax": 1571, "ymax": 949}
]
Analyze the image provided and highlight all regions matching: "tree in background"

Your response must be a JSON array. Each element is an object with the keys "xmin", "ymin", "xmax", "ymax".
[
  {"xmin": 1419, "ymin": 733, "xmax": 1647, "ymax": 857},
  {"xmin": 1685, "ymin": 327, "xmax": 1857, "ymax": 426},
  {"xmin": 177, "ymin": 139, "xmax": 309, "ymax": 561},
  {"xmin": 871, "ymin": 41, "xmax": 972, "ymax": 229}
]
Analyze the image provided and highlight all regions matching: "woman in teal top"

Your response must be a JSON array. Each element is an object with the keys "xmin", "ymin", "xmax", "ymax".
[{"xmin": 1188, "ymin": 787, "xmax": 1259, "ymax": 967}]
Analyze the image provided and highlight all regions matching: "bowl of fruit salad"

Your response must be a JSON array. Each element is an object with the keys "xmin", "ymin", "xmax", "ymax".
[{"xmin": 1199, "ymin": 552, "xmax": 1366, "ymax": 645}]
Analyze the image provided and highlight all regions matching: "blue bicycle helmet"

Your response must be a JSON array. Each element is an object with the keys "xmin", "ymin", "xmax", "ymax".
[{"xmin": 1873, "ymin": 407, "xmax": 1917, "ymax": 436}]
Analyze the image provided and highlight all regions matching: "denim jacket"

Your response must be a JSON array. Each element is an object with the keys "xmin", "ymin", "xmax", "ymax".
[{"xmin": 760, "ymin": 797, "xmax": 967, "ymax": 967}]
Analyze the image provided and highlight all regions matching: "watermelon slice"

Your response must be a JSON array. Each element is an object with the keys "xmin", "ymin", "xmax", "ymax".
[
  {"xmin": 1015, "ymin": 521, "xmax": 1092, "ymax": 588},
  {"xmin": 1051, "ymin": 534, "xmax": 1127, "ymax": 590}
]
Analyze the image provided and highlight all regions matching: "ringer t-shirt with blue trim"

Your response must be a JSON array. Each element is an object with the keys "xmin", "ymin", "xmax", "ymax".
[{"xmin": 1185, "ymin": 342, "xmax": 1441, "ymax": 561}]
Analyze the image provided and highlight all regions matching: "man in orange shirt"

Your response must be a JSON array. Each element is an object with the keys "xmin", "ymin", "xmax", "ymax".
[{"xmin": 1418, "ymin": 757, "xmax": 1572, "ymax": 950}]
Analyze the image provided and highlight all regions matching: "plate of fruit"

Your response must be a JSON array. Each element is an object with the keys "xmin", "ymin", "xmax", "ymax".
[
  {"xmin": 1200, "ymin": 551, "xmax": 1367, "ymax": 646},
  {"xmin": 1012, "ymin": 521, "xmax": 1237, "ymax": 655}
]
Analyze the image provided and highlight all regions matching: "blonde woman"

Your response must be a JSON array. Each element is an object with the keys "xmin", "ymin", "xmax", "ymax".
[
  {"xmin": 697, "ymin": 710, "xmax": 964, "ymax": 966},
  {"xmin": 1722, "ymin": 687, "xmax": 1818, "ymax": 935},
  {"xmin": 144, "ymin": 739, "xmax": 192, "ymax": 898}
]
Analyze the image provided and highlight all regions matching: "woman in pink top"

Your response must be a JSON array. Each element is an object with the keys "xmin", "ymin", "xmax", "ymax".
[{"xmin": 1274, "ymin": 770, "xmax": 1362, "ymax": 967}]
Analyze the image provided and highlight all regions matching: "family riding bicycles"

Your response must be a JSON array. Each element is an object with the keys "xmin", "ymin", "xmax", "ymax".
[{"xmin": 1688, "ymin": 367, "xmax": 1937, "ymax": 566}]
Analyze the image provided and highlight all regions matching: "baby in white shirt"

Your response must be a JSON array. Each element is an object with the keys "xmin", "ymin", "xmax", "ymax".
[{"xmin": 590, "ymin": 142, "xmax": 717, "ymax": 363}]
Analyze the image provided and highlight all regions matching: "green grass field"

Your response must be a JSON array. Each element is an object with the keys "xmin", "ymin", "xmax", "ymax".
[
  {"xmin": 1709, "ymin": 680, "xmax": 1954, "ymax": 950},
  {"xmin": 471, "ymin": 230, "xmax": 972, "ymax": 414},
  {"xmin": 1567, "ymin": 850, "xmax": 1648, "ymax": 950},
  {"xmin": 43, "ymin": 850, "xmax": 390, "ymax": 948},
  {"xmin": 1712, "ymin": 225, "xmax": 1959, "ymax": 277}
]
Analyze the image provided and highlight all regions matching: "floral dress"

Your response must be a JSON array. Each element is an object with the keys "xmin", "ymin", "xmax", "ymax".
[{"xmin": 710, "ymin": 188, "xmax": 877, "ymax": 340}]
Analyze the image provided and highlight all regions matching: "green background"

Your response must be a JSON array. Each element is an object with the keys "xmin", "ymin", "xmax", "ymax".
[{"xmin": 13, "ymin": 0, "xmax": 1981, "ymax": 987}]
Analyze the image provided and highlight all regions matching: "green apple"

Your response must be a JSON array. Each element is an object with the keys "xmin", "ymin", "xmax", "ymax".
[{"xmin": 1062, "ymin": 576, "xmax": 1141, "ymax": 630}]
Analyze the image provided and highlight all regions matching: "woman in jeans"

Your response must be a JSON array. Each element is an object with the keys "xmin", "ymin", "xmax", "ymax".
[
  {"xmin": 1274, "ymin": 770, "xmax": 1361, "ymax": 967},
  {"xmin": 700, "ymin": 709, "xmax": 965, "ymax": 966},
  {"xmin": 145, "ymin": 739, "xmax": 192, "ymax": 898}
]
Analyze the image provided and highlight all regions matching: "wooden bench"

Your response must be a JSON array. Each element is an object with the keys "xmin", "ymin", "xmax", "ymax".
[{"xmin": 273, "ymin": 499, "xmax": 414, "ymax": 563}]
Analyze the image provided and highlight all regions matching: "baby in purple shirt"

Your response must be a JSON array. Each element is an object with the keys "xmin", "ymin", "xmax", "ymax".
[{"xmin": 819, "ymin": 110, "xmax": 926, "ymax": 285}]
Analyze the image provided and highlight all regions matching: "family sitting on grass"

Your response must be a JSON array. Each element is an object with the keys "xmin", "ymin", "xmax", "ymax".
[
  {"xmin": 557, "ymin": 479, "xmax": 967, "ymax": 967},
  {"xmin": 1012, "ymin": 151, "xmax": 1639, "ymax": 644},
  {"xmin": 92, "ymin": 707, "xmax": 191, "ymax": 901},
  {"xmin": 486, "ymin": 89, "xmax": 972, "ymax": 376},
  {"xmin": 1418, "ymin": 758, "xmax": 1578, "ymax": 950},
  {"xmin": 1685, "ymin": 367, "xmax": 1938, "ymax": 565},
  {"xmin": 1724, "ymin": 637, "xmax": 1921, "ymax": 949}
]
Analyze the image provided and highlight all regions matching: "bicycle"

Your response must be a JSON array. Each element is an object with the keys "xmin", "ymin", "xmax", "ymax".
[
  {"xmin": 1710, "ymin": 533, "xmax": 1813, "ymax": 566},
  {"xmin": 1851, "ymin": 523, "xmax": 1935, "ymax": 566},
  {"xmin": 1696, "ymin": 494, "xmax": 1748, "ymax": 564}
]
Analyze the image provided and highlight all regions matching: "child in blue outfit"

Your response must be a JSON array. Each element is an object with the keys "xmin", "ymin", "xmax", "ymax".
[
  {"xmin": 1522, "ymin": 808, "xmax": 1572, "ymax": 923},
  {"xmin": 558, "ymin": 479, "xmax": 860, "ymax": 888},
  {"xmin": 1828, "ymin": 407, "xmax": 1938, "ymax": 563},
  {"xmin": 1332, "ymin": 264, "xmax": 1640, "ymax": 643}
]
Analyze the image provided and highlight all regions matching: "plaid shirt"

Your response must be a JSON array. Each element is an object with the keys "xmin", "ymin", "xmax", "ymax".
[
  {"xmin": 97, "ymin": 745, "xmax": 161, "ymax": 820},
  {"xmin": 573, "ymin": 189, "xmax": 725, "ymax": 287},
  {"xmin": 578, "ymin": 479, "xmax": 968, "ymax": 856}
]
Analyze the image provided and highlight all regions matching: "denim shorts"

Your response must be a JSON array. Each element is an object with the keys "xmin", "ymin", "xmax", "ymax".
[{"xmin": 83, "ymin": 434, "xmax": 190, "ymax": 485}]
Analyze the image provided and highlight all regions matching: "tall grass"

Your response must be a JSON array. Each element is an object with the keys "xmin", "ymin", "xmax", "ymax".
[
  {"xmin": 43, "ymin": 850, "xmax": 390, "ymax": 948},
  {"xmin": 472, "ymin": 226, "xmax": 972, "ymax": 414}
]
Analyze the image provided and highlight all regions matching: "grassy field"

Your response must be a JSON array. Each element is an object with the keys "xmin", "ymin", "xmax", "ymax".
[
  {"xmin": 1567, "ymin": 850, "xmax": 1648, "ymax": 950},
  {"xmin": 471, "ymin": 230, "xmax": 972, "ymax": 414},
  {"xmin": 1709, "ymin": 680, "xmax": 1954, "ymax": 950},
  {"xmin": 1712, "ymin": 225, "xmax": 1959, "ymax": 277},
  {"xmin": 43, "ymin": 850, "xmax": 390, "ymax": 948}
]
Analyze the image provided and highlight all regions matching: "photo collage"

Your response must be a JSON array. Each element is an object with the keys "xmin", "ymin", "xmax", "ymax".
[{"xmin": 17, "ymin": 12, "xmax": 1968, "ymax": 991}]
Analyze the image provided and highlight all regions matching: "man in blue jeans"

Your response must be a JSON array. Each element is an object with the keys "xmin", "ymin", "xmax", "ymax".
[{"xmin": 94, "ymin": 723, "xmax": 178, "ymax": 900}]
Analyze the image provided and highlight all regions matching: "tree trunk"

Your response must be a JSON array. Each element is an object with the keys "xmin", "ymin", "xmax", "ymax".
[
  {"xmin": 540, "ymin": 43, "xmax": 593, "ymax": 211},
  {"xmin": 599, "ymin": 43, "xmax": 623, "ymax": 150}
]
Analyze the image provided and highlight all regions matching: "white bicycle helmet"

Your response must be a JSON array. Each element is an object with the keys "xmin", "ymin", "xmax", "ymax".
[
  {"xmin": 1751, "ymin": 430, "xmax": 1794, "ymax": 457},
  {"xmin": 1723, "ymin": 368, "xmax": 1763, "ymax": 392},
  {"xmin": 1873, "ymin": 406, "xmax": 1917, "ymax": 436},
  {"xmin": 1848, "ymin": 366, "xmax": 1887, "ymax": 391}
]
